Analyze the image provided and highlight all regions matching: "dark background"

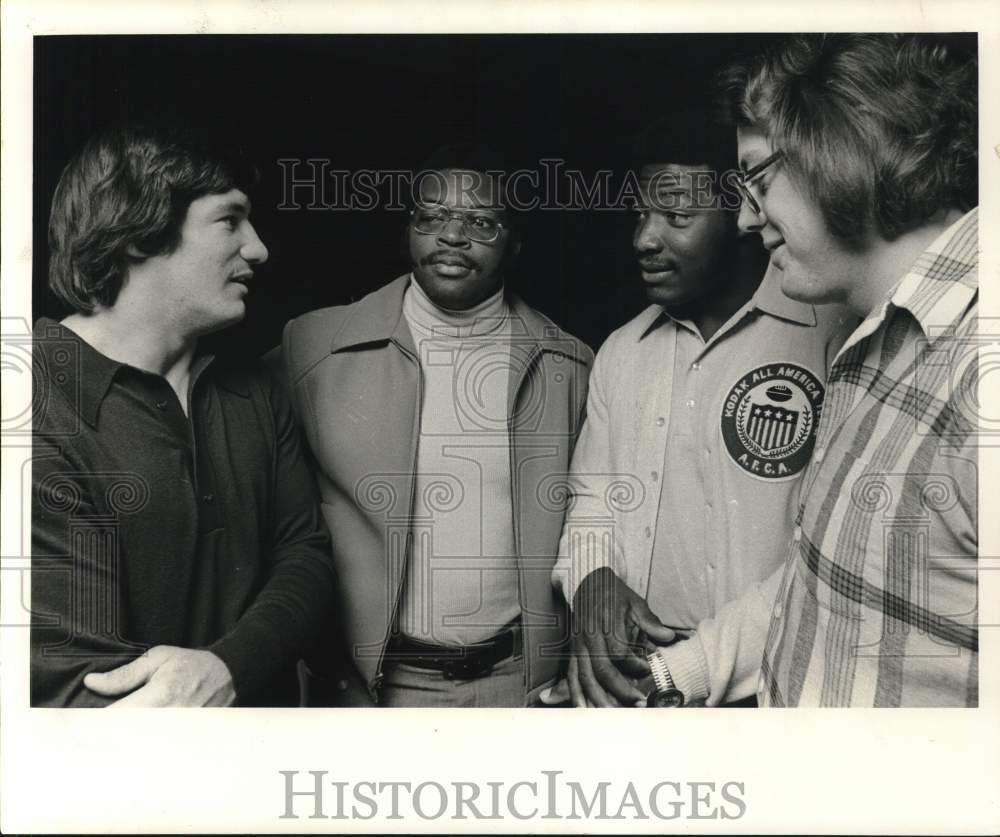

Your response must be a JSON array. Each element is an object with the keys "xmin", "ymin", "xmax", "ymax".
[{"xmin": 32, "ymin": 33, "xmax": 976, "ymax": 353}]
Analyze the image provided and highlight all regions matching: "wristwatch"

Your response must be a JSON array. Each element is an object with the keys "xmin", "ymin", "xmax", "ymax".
[{"xmin": 646, "ymin": 649, "xmax": 685, "ymax": 707}]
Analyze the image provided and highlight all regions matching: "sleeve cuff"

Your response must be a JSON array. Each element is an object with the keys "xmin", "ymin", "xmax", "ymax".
[
  {"xmin": 657, "ymin": 636, "xmax": 710, "ymax": 706},
  {"xmin": 552, "ymin": 552, "xmax": 615, "ymax": 610},
  {"xmin": 208, "ymin": 621, "xmax": 282, "ymax": 704}
]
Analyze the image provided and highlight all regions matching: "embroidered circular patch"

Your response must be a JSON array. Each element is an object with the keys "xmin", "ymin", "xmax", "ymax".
[{"xmin": 720, "ymin": 363, "xmax": 825, "ymax": 480}]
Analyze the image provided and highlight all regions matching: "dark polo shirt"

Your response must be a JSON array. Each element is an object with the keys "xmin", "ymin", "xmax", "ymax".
[{"xmin": 31, "ymin": 318, "xmax": 336, "ymax": 707}]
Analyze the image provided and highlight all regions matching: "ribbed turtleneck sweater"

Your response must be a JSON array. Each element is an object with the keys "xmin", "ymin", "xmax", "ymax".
[{"xmin": 399, "ymin": 278, "xmax": 522, "ymax": 644}]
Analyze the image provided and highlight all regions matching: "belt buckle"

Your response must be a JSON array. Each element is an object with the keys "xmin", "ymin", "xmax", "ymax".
[{"xmin": 442, "ymin": 655, "xmax": 493, "ymax": 681}]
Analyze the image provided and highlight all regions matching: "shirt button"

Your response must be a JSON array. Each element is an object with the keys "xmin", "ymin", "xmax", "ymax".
[
  {"xmin": 202, "ymin": 493, "xmax": 215, "ymax": 504},
  {"xmin": 814, "ymin": 447, "xmax": 825, "ymax": 463},
  {"xmin": 691, "ymin": 362, "xmax": 701, "ymax": 371},
  {"xmin": 644, "ymin": 526, "xmax": 652, "ymax": 539},
  {"xmin": 685, "ymin": 399, "xmax": 695, "ymax": 408},
  {"xmin": 650, "ymin": 471, "xmax": 658, "ymax": 482},
  {"xmin": 793, "ymin": 526, "xmax": 802, "ymax": 543},
  {"xmin": 656, "ymin": 417, "xmax": 666, "ymax": 427},
  {"xmin": 155, "ymin": 399, "xmax": 168, "ymax": 410},
  {"xmin": 773, "ymin": 601, "xmax": 784, "ymax": 619}
]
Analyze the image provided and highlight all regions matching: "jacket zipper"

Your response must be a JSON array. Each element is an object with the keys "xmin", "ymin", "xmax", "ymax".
[
  {"xmin": 508, "ymin": 345, "xmax": 541, "ymax": 696},
  {"xmin": 370, "ymin": 342, "xmax": 422, "ymax": 703}
]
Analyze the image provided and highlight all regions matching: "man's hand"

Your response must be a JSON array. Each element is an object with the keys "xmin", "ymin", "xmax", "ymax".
[
  {"xmin": 569, "ymin": 567, "xmax": 676, "ymax": 707},
  {"xmin": 83, "ymin": 646, "xmax": 236, "ymax": 707}
]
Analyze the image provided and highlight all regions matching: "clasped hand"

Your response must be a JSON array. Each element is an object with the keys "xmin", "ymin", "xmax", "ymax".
[{"xmin": 568, "ymin": 567, "xmax": 676, "ymax": 707}]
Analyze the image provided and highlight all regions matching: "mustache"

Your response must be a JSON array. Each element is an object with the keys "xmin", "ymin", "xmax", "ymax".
[{"xmin": 421, "ymin": 250, "xmax": 479, "ymax": 269}]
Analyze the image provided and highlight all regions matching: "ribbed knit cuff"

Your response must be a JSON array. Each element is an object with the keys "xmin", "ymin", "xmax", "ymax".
[{"xmin": 657, "ymin": 636, "xmax": 710, "ymax": 706}]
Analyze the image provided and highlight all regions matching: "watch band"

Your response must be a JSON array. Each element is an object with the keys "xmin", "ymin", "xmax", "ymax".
[
  {"xmin": 646, "ymin": 649, "xmax": 685, "ymax": 708},
  {"xmin": 648, "ymin": 649, "xmax": 673, "ymax": 691}
]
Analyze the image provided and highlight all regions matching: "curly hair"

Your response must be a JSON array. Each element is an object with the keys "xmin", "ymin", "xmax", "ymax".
[
  {"xmin": 48, "ymin": 120, "xmax": 259, "ymax": 314},
  {"xmin": 632, "ymin": 102, "xmax": 738, "ymax": 184},
  {"xmin": 725, "ymin": 34, "xmax": 977, "ymax": 241}
]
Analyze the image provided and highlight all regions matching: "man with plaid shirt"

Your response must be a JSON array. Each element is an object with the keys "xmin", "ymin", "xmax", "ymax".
[{"xmin": 729, "ymin": 34, "xmax": 978, "ymax": 706}]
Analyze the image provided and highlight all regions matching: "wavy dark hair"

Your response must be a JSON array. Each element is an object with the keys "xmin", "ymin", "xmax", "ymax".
[
  {"xmin": 48, "ymin": 120, "xmax": 259, "ymax": 313},
  {"xmin": 724, "ymin": 34, "xmax": 977, "ymax": 242}
]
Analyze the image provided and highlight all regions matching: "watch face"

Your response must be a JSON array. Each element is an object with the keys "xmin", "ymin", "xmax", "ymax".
[{"xmin": 647, "ymin": 689, "xmax": 685, "ymax": 708}]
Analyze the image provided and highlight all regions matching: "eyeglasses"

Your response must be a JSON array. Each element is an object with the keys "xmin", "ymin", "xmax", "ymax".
[
  {"xmin": 410, "ymin": 204, "xmax": 506, "ymax": 244},
  {"xmin": 736, "ymin": 150, "xmax": 784, "ymax": 216}
]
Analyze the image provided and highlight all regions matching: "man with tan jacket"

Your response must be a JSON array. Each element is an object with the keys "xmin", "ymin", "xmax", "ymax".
[{"xmin": 276, "ymin": 145, "xmax": 592, "ymax": 707}]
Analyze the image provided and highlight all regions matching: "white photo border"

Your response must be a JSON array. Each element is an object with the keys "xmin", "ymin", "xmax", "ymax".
[{"xmin": 2, "ymin": 1, "xmax": 998, "ymax": 833}]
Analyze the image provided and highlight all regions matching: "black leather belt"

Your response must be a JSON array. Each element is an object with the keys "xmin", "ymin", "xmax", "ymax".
[{"xmin": 386, "ymin": 620, "xmax": 522, "ymax": 680}]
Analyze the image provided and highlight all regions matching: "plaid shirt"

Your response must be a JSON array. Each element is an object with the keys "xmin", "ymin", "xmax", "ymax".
[{"xmin": 760, "ymin": 209, "xmax": 979, "ymax": 707}]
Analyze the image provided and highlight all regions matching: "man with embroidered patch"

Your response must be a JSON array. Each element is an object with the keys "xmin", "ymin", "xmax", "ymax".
[
  {"xmin": 275, "ymin": 144, "xmax": 593, "ymax": 707},
  {"xmin": 551, "ymin": 105, "xmax": 854, "ymax": 707},
  {"xmin": 731, "ymin": 34, "xmax": 978, "ymax": 706}
]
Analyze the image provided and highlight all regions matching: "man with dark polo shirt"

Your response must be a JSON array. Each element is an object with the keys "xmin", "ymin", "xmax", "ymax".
[{"xmin": 31, "ymin": 121, "xmax": 337, "ymax": 707}]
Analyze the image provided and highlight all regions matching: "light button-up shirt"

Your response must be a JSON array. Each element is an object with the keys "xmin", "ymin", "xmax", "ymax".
[{"xmin": 554, "ymin": 267, "xmax": 853, "ymax": 623}]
